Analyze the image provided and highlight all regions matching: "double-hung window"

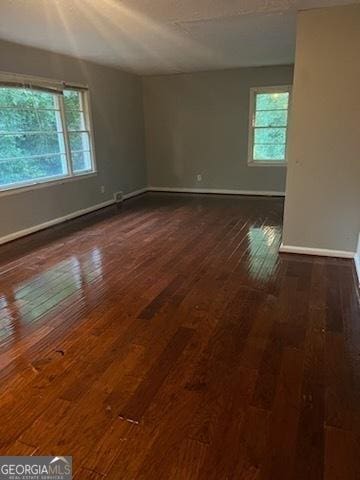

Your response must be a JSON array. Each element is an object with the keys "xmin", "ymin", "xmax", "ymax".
[
  {"xmin": 248, "ymin": 85, "xmax": 291, "ymax": 166},
  {"xmin": 0, "ymin": 73, "xmax": 96, "ymax": 192}
]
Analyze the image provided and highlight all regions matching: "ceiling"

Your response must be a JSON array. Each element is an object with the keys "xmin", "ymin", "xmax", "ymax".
[{"xmin": 0, "ymin": 0, "xmax": 358, "ymax": 75}]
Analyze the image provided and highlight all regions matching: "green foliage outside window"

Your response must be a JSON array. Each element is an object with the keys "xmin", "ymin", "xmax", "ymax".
[{"xmin": 0, "ymin": 87, "xmax": 91, "ymax": 188}]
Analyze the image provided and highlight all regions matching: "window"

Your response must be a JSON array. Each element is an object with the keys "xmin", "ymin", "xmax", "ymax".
[
  {"xmin": 64, "ymin": 90, "xmax": 93, "ymax": 174},
  {"xmin": 248, "ymin": 86, "xmax": 291, "ymax": 166},
  {"xmin": 0, "ymin": 74, "xmax": 96, "ymax": 192}
]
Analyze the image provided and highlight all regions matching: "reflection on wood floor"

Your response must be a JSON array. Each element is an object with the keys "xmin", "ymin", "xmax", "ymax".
[{"xmin": 0, "ymin": 192, "xmax": 359, "ymax": 479}]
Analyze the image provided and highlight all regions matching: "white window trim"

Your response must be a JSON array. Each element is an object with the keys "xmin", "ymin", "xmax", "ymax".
[
  {"xmin": 83, "ymin": 90, "xmax": 98, "ymax": 175},
  {"xmin": 0, "ymin": 71, "xmax": 97, "ymax": 196},
  {"xmin": 247, "ymin": 85, "xmax": 292, "ymax": 167},
  {"xmin": 0, "ymin": 70, "xmax": 86, "ymax": 92}
]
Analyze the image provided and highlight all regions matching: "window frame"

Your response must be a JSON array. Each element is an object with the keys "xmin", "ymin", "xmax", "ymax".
[
  {"xmin": 62, "ymin": 88, "xmax": 97, "ymax": 177},
  {"xmin": 0, "ymin": 72, "xmax": 97, "ymax": 197},
  {"xmin": 247, "ymin": 85, "xmax": 291, "ymax": 167}
]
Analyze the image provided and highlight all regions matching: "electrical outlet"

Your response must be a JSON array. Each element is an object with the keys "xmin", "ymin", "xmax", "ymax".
[
  {"xmin": 197, "ymin": 174, "xmax": 202, "ymax": 182},
  {"xmin": 100, "ymin": 185, "xmax": 105, "ymax": 194}
]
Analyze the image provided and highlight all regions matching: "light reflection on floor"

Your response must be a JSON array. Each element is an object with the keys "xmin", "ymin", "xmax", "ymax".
[
  {"xmin": 0, "ymin": 248, "xmax": 104, "ymax": 347},
  {"xmin": 247, "ymin": 225, "xmax": 282, "ymax": 282}
]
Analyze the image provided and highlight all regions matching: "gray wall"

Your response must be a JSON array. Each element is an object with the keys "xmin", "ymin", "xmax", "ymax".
[
  {"xmin": 282, "ymin": 5, "xmax": 360, "ymax": 253},
  {"xmin": 0, "ymin": 39, "xmax": 147, "ymax": 238},
  {"xmin": 142, "ymin": 65, "xmax": 293, "ymax": 193}
]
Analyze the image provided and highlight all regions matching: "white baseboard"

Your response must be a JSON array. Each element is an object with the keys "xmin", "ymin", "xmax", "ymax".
[
  {"xmin": 0, "ymin": 200, "xmax": 115, "ymax": 246},
  {"xmin": 0, "ymin": 187, "xmax": 147, "ymax": 246},
  {"xmin": 123, "ymin": 187, "xmax": 148, "ymax": 200},
  {"xmin": 279, "ymin": 243, "xmax": 355, "ymax": 259},
  {"xmin": 148, "ymin": 186, "xmax": 285, "ymax": 197}
]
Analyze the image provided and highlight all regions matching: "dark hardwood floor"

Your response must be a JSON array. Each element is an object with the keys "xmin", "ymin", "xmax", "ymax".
[{"xmin": 0, "ymin": 192, "xmax": 359, "ymax": 479}]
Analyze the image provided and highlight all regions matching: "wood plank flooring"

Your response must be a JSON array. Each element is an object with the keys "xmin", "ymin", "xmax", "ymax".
[{"xmin": 0, "ymin": 192, "xmax": 359, "ymax": 479}]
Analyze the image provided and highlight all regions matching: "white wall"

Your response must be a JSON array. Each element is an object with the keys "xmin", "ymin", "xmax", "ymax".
[{"xmin": 282, "ymin": 4, "xmax": 360, "ymax": 255}]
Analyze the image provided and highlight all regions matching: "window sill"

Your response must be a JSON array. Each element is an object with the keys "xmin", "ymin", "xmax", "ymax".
[
  {"xmin": 248, "ymin": 161, "xmax": 287, "ymax": 167},
  {"xmin": 0, "ymin": 171, "xmax": 97, "ymax": 198}
]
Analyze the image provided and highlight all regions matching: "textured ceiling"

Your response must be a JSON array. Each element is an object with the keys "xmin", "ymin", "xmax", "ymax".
[{"xmin": 0, "ymin": 0, "xmax": 358, "ymax": 74}]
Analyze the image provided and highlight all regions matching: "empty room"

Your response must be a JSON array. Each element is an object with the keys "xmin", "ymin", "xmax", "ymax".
[{"xmin": 0, "ymin": 1, "xmax": 359, "ymax": 479}]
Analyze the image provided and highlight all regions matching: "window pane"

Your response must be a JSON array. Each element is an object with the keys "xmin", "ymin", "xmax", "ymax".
[
  {"xmin": 0, "ymin": 108, "xmax": 59, "ymax": 133},
  {"xmin": 0, "ymin": 87, "xmax": 57, "ymax": 110},
  {"xmin": 0, "ymin": 154, "xmax": 67, "ymax": 187},
  {"xmin": 64, "ymin": 89, "xmax": 94, "ymax": 174},
  {"xmin": 254, "ymin": 109, "xmax": 288, "ymax": 127},
  {"xmin": 0, "ymin": 133, "xmax": 64, "ymax": 159},
  {"xmin": 65, "ymin": 109, "xmax": 84, "ymax": 131},
  {"xmin": 253, "ymin": 144, "xmax": 286, "ymax": 161},
  {"xmin": 0, "ymin": 88, "xmax": 33, "ymax": 108},
  {"xmin": 31, "ymin": 90, "xmax": 57, "ymax": 110},
  {"xmin": 254, "ymin": 127, "xmax": 286, "ymax": 145},
  {"xmin": 64, "ymin": 90, "xmax": 81, "ymax": 111},
  {"xmin": 256, "ymin": 92, "xmax": 289, "ymax": 110},
  {"xmin": 69, "ymin": 132, "xmax": 90, "ymax": 152},
  {"xmin": 72, "ymin": 151, "xmax": 92, "ymax": 173}
]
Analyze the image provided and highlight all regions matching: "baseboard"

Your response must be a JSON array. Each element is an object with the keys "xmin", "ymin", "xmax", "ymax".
[
  {"xmin": 0, "ymin": 187, "xmax": 147, "ymax": 246},
  {"xmin": 123, "ymin": 187, "xmax": 148, "ymax": 200},
  {"xmin": 279, "ymin": 243, "xmax": 355, "ymax": 259},
  {"xmin": 148, "ymin": 186, "xmax": 285, "ymax": 197}
]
